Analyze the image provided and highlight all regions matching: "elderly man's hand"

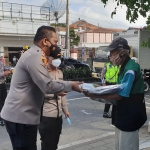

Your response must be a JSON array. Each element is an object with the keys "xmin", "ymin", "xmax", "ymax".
[
  {"xmin": 71, "ymin": 81, "xmax": 84, "ymax": 93},
  {"xmin": 83, "ymin": 91, "xmax": 93, "ymax": 97}
]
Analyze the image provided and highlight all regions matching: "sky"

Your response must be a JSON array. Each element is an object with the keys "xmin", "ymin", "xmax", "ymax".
[{"xmin": 0, "ymin": 0, "xmax": 148, "ymax": 29}]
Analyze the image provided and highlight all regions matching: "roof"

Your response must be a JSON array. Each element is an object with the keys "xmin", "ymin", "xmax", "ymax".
[
  {"xmin": 69, "ymin": 20, "xmax": 98, "ymax": 30},
  {"xmin": 70, "ymin": 20, "xmax": 125, "ymax": 33},
  {"xmin": 92, "ymin": 27, "xmax": 125, "ymax": 33},
  {"xmin": 128, "ymin": 27, "xmax": 141, "ymax": 30},
  {"xmin": 79, "ymin": 27, "xmax": 125, "ymax": 33},
  {"xmin": 51, "ymin": 26, "xmax": 66, "ymax": 32}
]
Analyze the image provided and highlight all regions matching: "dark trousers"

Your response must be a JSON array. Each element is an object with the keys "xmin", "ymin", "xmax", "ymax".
[
  {"xmin": 0, "ymin": 83, "xmax": 7, "ymax": 120},
  {"xmin": 5, "ymin": 121, "xmax": 37, "ymax": 150},
  {"xmin": 111, "ymin": 105, "xmax": 117, "ymax": 125},
  {"xmin": 38, "ymin": 116, "xmax": 62, "ymax": 150},
  {"xmin": 104, "ymin": 104, "xmax": 111, "ymax": 113}
]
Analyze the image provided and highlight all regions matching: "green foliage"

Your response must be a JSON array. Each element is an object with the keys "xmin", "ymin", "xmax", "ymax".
[
  {"xmin": 5, "ymin": 68, "xmax": 92, "ymax": 84},
  {"xmin": 141, "ymin": 38, "xmax": 150, "ymax": 48},
  {"xmin": 100, "ymin": 0, "xmax": 150, "ymax": 24},
  {"xmin": 62, "ymin": 68, "xmax": 92, "ymax": 80},
  {"xmin": 101, "ymin": 0, "xmax": 150, "ymax": 48},
  {"xmin": 51, "ymin": 23, "xmax": 66, "ymax": 27},
  {"xmin": 69, "ymin": 29, "xmax": 80, "ymax": 47}
]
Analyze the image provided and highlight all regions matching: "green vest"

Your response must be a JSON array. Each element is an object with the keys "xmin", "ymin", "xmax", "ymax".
[
  {"xmin": 117, "ymin": 59, "xmax": 144, "ymax": 94},
  {"xmin": 115, "ymin": 58, "xmax": 146, "ymax": 131},
  {"xmin": 105, "ymin": 62, "xmax": 119, "ymax": 83}
]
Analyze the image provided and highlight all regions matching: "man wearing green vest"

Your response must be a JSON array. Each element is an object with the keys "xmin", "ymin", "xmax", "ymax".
[
  {"xmin": 84, "ymin": 37, "xmax": 147, "ymax": 150},
  {"xmin": 101, "ymin": 53, "xmax": 119, "ymax": 121}
]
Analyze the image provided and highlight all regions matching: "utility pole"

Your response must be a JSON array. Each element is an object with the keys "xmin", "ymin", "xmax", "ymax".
[{"xmin": 65, "ymin": 0, "xmax": 70, "ymax": 57}]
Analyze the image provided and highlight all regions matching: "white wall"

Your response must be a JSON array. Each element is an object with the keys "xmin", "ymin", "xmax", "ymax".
[
  {"xmin": 139, "ymin": 30, "xmax": 150, "ymax": 69},
  {"xmin": 0, "ymin": 19, "xmax": 49, "ymax": 34},
  {"xmin": 0, "ymin": 35, "xmax": 34, "ymax": 47}
]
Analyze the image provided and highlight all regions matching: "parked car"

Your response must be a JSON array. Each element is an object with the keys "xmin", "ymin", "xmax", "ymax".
[
  {"xmin": 60, "ymin": 57, "xmax": 90, "ymax": 69},
  {"xmin": 4, "ymin": 66, "xmax": 14, "ymax": 72}
]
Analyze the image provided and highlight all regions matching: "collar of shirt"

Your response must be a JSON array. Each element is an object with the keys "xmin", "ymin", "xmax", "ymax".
[{"xmin": 33, "ymin": 44, "xmax": 42, "ymax": 51}]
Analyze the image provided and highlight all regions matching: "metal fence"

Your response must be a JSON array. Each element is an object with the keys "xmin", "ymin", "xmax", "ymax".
[{"xmin": 0, "ymin": 2, "xmax": 51, "ymax": 21}]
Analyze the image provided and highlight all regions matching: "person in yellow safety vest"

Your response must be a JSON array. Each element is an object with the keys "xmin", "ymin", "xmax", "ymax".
[
  {"xmin": 105, "ymin": 63, "xmax": 119, "ymax": 83},
  {"xmin": 23, "ymin": 44, "xmax": 29, "ymax": 51},
  {"xmin": 101, "ymin": 52, "xmax": 120, "ymax": 122}
]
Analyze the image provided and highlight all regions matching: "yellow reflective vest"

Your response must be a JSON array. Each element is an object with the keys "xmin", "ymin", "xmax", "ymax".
[{"xmin": 105, "ymin": 62, "xmax": 119, "ymax": 83}]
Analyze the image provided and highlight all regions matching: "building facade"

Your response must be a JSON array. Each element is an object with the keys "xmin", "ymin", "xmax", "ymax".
[
  {"xmin": 0, "ymin": 2, "xmax": 50, "ymax": 65},
  {"xmin": 70, "ymin": 20, "xmax": 124, "ymax": 48},
  {"xmin": 69, "ymin": 20, "xmax": 125, "ymax": 59}
]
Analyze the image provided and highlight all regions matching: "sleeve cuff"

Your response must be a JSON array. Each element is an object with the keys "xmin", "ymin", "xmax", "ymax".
[{"xmin": 62, "ymin": 81, "xmax": 72, "ymax": 92}]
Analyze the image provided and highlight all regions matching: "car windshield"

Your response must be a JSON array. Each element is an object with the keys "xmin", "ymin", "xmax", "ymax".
[{"xmin": 96, "ymin": 47, "xmax": 108, "ymax": 58}]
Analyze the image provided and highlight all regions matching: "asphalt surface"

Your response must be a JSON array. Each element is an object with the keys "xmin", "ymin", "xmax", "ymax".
[{"xmin": 0, "ymin": 90, "xmax": 150, "ymax": 150}]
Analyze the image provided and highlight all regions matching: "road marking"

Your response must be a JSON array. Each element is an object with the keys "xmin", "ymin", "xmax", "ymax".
[
  {"xmin": 145, "ymin": 97, "xmax": 150, "ymax": 100},
  {"xmin": 67, "ymin": 97, "xmax": 89, "ymax": 101},
  {"xmin": 140, "ymin": 137, "xmax": 150, "ymax": 149},
  {"xmin": 58, "ymin": 132, "xmax": 115, "ymax": 149},
  {"xmin": 146, "ymin": 102, "xmax": 150, "ymax": 105},
  {"xmin": 81, "ymin": 110, "xmax": 92, "ymax": 115},
  {"xmin": 146, "ymin": 107, "xmax": 150, "ymax": 110}
]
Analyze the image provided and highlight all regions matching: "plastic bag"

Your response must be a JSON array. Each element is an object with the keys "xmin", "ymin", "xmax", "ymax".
[
  {"xmin": 81, "ymin": 83, "xmax": 126, "ymax": 95},
  {"xmin": 81, "ymin": 83, "xmax": 127, "ymax": 105}
]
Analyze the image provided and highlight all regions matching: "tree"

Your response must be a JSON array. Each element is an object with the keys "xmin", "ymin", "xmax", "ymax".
[
  {"xmin": 101, "ymin": 0, "xmax": 150, "ymax": 47},
  {"xmin": 50, "ymin": 23, "xmax": 66, "ymax": 27},
  {"xmin": 69, "ymin": 29, "xmax": 80, "ymax": 47}
]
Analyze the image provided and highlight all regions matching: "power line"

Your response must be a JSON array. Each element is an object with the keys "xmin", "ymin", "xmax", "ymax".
[
  {"xmin": 81, "ymin": 5, "xmax": 90, "ymax": 13},
  {"xmin": 68, "ymin": 11, "xmax": 129, "ymax": 28},
  {"xmin": 60, "ymin": 13, "xmax": 129, "ymax": 28},
  {"xmin": 60, "ymin": 18, "xmax": 128, "ymax": 29}
]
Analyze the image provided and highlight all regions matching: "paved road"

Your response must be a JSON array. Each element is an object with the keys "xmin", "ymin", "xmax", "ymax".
[{"xmin": 0, "ymin": 91, "xmax": 150, "ymax": 150}]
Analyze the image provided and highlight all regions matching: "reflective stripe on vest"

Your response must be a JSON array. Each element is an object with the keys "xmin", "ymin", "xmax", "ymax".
[{"xmin": 105, "ymin": 62, "xmax": 119, "ymax": 83}]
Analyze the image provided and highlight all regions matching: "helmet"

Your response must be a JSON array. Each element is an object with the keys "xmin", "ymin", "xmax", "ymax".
[{"xmin": 131, "ymin": 57, "xmax": 138, "ymax": 63}]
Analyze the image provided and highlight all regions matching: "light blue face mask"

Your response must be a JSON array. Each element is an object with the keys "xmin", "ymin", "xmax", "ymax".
[{"xmin": 52, "ymin": 58, "xmax": 61, "ymax": 67}]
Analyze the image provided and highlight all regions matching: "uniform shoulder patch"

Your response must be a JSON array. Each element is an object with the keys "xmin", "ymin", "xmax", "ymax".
[{"xmin": 41, "ymin": 51, "xmax": 51, "ymax": 72}]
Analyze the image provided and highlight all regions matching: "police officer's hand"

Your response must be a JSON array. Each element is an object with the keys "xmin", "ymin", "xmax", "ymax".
[
  {"xmin": 57, "ymin": 92, "xmax": 67, "ymax": 96},
  {"xmin": 4, "ymin": 71, "xmax": 11, "ymax": 76},
  {"xmin": 71, "ymin": 81, "xmax": 83, "ymax": 93}
]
